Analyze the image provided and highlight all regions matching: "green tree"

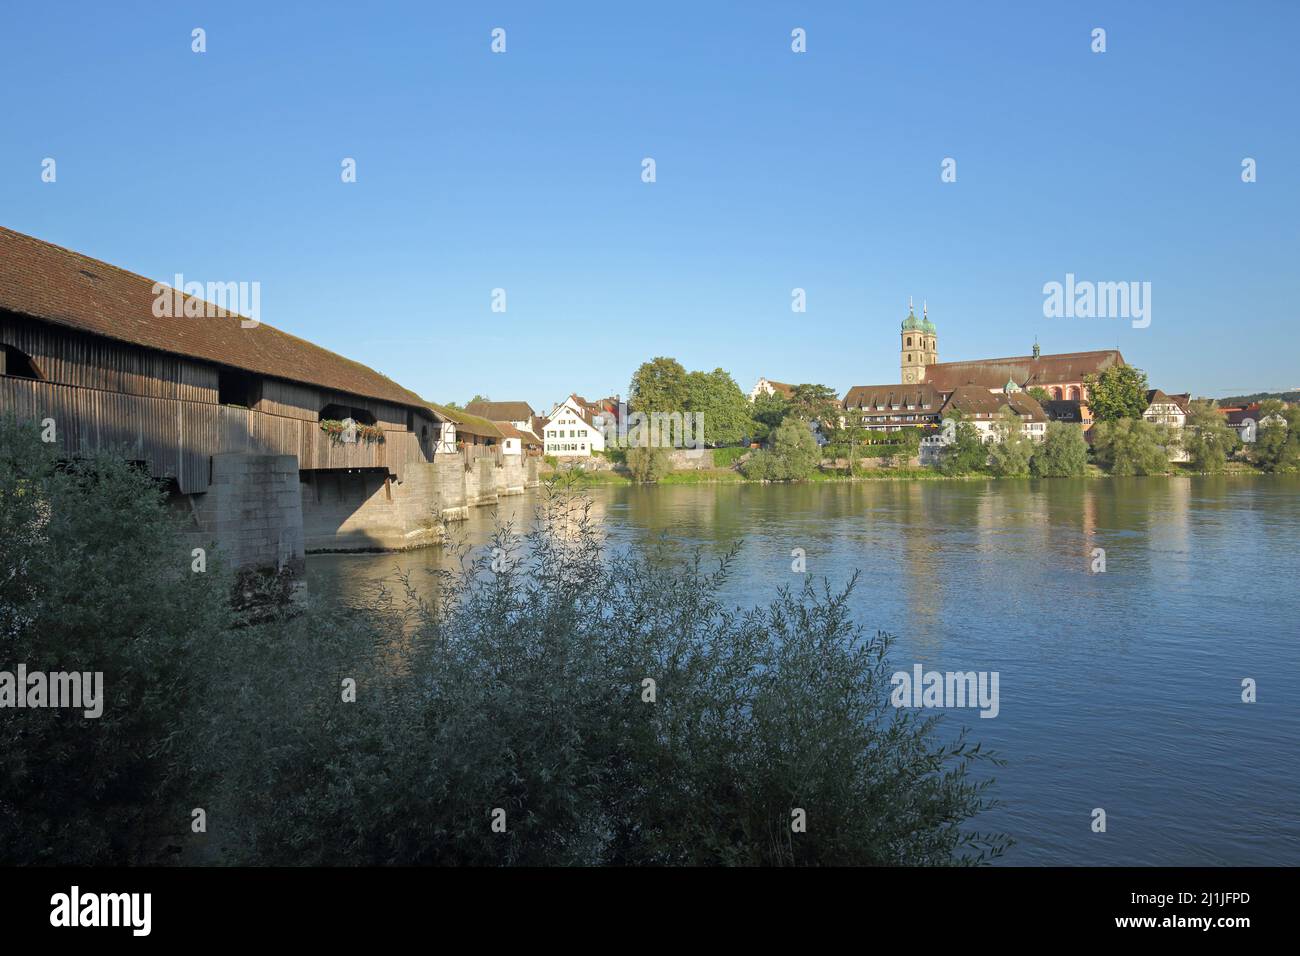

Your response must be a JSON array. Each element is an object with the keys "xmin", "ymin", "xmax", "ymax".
[
  {"xmin": 1084, "ymin": 365, "xmax": 1150, "ymax": 422},
  {"xmin": 684, "ymin": 368, "xmax": 751, "ymax": 446},
  {"xmin": 0, "ymin": 417, "xmax": 233, "ymax": 864},
  {"xmin": 938, "ymin": 415, "xmax": 988, "ymax": 476},
  {"xmin": 834, "ymin": 422, "xmax": 872, "ymax": 474},
  {"xmin": 741, "ymin": 419, "xmax": 820, "ymax": 481},
  {"xmin": 876, "ymin": 427, "xmax": 923, "ymax": 469},
  {"xmin": 626, "ymin": 445, "xmax": 672, "ymax": 482},
  {"xmin": 787, "ymin": 383, "xmax": 841, "ymax": 424},
  {"xmin": 629, "ymin": 357, "xmax": 689, "ymax": 414},
  {"xmin": 1030, "ymin": 422, "xmax": 1088, "ymax": 477},
  {"xmin": 738, "ymin": 448, "xmax": 773, "ymax": 480},
  {"xmin": 1026, "ymin": 386, "xmax": 1053, "ymax": 404},
  {"xmin": 1250, "ymin": 403, "xmax": 1300, "ymax": 472},
  {"xmin": 1182, "ymin": 400, "xmax": 1240, "ymax": 472},
  {"xmin": 750, "ymin": 391, "xmax": 790, "ymax": 443},
  {"xmin": 1090, "ymin": 418, "xmax": 1168, "ymax": 475},
  {"xmin": 900, "ymin": 426, "xmax": 924, "ymax": 457},
  {"xmin": 987, "ymin": 408, "xmax": 1033, "ymax": 477}
]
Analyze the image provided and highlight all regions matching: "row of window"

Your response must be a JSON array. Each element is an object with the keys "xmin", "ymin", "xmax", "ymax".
[
  {"xmin": 547, "ymin": 428, "xmax": 589, "ymax": 439},
  {"xmin": 857, "ymin": 404, "xmax": 933, "ymax": 413},
  {"xmin": 1051, "ymin": 387, "xmax": 1084, "ymax": 400},
  {"xmin": 550, "ymin": 443, "xmax": 587, "ymax": 452},
  {"xmin": 861, "ymin": 414, "xmax": 927, "ymax": 423}
]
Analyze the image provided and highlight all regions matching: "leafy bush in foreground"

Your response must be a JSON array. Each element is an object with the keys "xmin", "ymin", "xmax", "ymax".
[
  {"xmin": 197, "ymin": 485, "xmax": 1010, "ymax": 865},
  {"xmin": 2, "ymin": 413, "xmax": 1008, "ymax": 865},
  {"xmin": 0, "ymin": 417, "xmax": 232, "ymax": 864}
]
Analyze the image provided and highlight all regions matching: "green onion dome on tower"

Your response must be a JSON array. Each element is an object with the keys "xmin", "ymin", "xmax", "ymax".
[{"xmin": 902, "ymin": 297, "xmax": 921, "ymax": 331}]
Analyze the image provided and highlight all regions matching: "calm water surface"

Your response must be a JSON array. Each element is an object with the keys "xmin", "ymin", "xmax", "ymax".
[{"xmin": 309, "ymin": 476, "xmax": 1300, "ymax": 865}]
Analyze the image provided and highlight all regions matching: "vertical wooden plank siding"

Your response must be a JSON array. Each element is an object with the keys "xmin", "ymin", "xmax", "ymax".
[{"xmin": 0, "ymin": 314, "xmax": 436, "ymax": 494}]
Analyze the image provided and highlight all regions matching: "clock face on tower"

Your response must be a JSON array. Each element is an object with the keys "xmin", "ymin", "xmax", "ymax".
[{"xmin": 903, "ymin": 370, "xmax": 916, "ymax": 383}]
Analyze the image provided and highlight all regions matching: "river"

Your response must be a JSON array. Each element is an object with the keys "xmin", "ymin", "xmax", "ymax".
[{"xmin": 308, "ymin": 475, "xmax": 1300, "ymax": 865}]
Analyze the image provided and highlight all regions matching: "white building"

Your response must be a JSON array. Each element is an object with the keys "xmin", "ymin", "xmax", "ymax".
[
  {"xmin": 494, "ymin": 422, "xmax": 523, "ymax": 455},
  {"xmin": 749, "ymin": 377, "xmax": 794, "ymax": 402},
  {"xmin": 1144, "ymin": 389, "xmax": 1190, "ymax": 461},
  {"xmin": 543, "ymin": 395, "xmax": 608, "ymax": 457}
]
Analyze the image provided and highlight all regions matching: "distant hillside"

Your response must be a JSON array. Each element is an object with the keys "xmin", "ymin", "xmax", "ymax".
[{"xmin": 1217, "ymin": 391, "xmax": 1300, "ymax": 407}]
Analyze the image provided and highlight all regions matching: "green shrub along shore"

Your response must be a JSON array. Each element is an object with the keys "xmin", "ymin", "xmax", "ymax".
[
  {"xmin": 546, "ymin": 424, "xmax": 1292, "ymax": 487},
  {"xmin": 562, "ymin": 359, "xmax": 1298, "ymax": 486},
  {"xmin": 0, "ymin": 417, "xmax": 1010, "ymax": 866}
]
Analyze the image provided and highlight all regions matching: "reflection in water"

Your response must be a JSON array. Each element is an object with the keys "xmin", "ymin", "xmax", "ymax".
[{"xmin": 308, "ymin": 475, "xmax": 1300, "ymax": 866}]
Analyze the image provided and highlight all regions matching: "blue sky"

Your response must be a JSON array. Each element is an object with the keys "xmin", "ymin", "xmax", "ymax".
[{"xmin": 2, "ymin": 1, "xmax": 1297, "ymax": 408}]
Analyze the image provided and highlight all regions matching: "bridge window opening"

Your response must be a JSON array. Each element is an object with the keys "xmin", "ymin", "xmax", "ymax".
[
  {"xmin": 1, "ymin": 344, "xmax": 43, "ymax": 380},
  {"xmin": 219, "ymin": 369, "xmax": 258, "ymax": 407},
  {"xmin": 320, "ymin": 403, "xmax": 376, "ymax": 425}
]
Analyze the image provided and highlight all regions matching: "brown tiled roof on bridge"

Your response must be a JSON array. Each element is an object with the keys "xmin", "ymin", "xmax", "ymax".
[
  {"xmin": 924, "ymin": 350, "xmax": 1124, "ymax": 390},
  {"xmin": 426, "ymin": 402, "xmax": 503, "ymax": 439},
  {"xmin": 0, "ymin": 225, "xmax": 428, "ymax": 409}
]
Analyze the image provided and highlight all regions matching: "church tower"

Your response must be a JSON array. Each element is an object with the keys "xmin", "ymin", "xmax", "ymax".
[{"xmin": 900, "ymin": 298, "xmax": 938, "ymax": 383}]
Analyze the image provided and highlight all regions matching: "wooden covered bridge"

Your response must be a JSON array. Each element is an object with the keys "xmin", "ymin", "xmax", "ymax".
[{"xmin": 0, "ymin": 225, "xmax": 482, "ymax": 577}]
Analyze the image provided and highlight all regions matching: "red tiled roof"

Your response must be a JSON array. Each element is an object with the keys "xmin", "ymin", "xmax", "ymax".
[
  {"xmin": 562, "ymin": 394, "xmax": 606, "ymax": 429},
  {"xmin": 940, "ymin": 385, "xmax": 1048, "ymax": 422},
  {"xmin": 495, "ymin": 421, "xmax": 543, "ymax": 446},
  {"xmin": 494, "ymin": 422, "xmax": 525, "ymax": 440},
  {"xmin": 0, "ymin": 225, "xmax": 427, "ymax": 409},
  {"xmin": 924, "ymin": 350, "xmax": 1124, "ymax": 390},
  {"xmin": 1223, "ymin": 404, "xmax": 1262, "ymax": 426},
  {"xmin": 842, "ymin": 383, "xmax": 944, "ymax": 410}
]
